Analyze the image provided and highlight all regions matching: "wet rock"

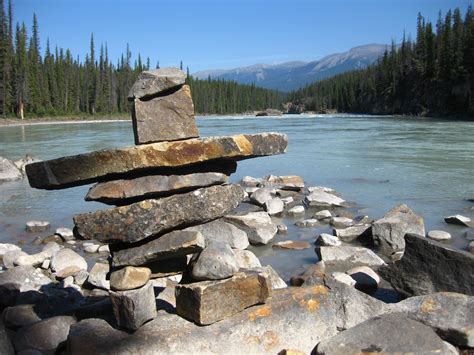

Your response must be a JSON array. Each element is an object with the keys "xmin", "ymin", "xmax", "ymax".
[
  {"xmin": 313, "ymin": 313, "xmax": 457, "ymax": 355},
  {"xmin": 183, "ymin": 219, "xmax": 249, "ymax": 249},
  {"xmin": 273, "ymin": 240, "xmax": 311, "ymax": 250},
  {"xmin": 175, "ymin": 271, "xmax": 271, "ymax": 325},
  {"xmin": 111, "ymin": 230, "xmax": 205, "ymax": 267},
  {"xmin": 75, "ymin": 184, "xmax": 245, "ymax": 244},
  {"xmin": 110, "ymin": 266, "xmax": 151, "ymax": 291},
  {"xmin": 287, "ymin": 205, "xmax": 305, "ymax": 216},
  {"xmin": 304, "ymin": 190, "xmax": 345, "ymax": 209},
  {"xmin": 128, "ymin": 67, "xmax": 186, "ymax": 100},
  {"xmin": 51, "ymin": 249, "xmax": 87, "ymax": 275},
  {"xmin": 26, "ymin": 133, "xmax": 287, "ymax": 189},
  {"xmin": 316, "ymin": 246, "xmax": 385, "ymax": 270},
  {"xmin": 316, "ymin": 233, "xmax": 341, "ymax": 246},
  {"xmin": 87, "ymin": 262, "xmax": 110, "ymax": 290},
  {"xmin": 313, "ymin": 210, "xmax": 332, "ymax": 220},
  {"xmin": 132, "ymin": 84, "xmax": 198, "ymax": 144},
  {"xmin": 225, "ymin": 212, "xmax": 277, "ymax": 245},
  {"xmin": 1, "ymin": 304, "xmax": 42, "ymax": 329},
  {"xmin": 334, "ymin": 224, "xmax": 371, "ymax": 242},
  {"xmin": 54, "ymin": 227, "xmax": 74, "ymax": 241},
  {"xmin": 372, "ymin": 204, "xmax": 425, "ymax": 258},
  {"xmin": 233, "ymin": 249, "xmax": 261, "ymax": 269},
  {"xmin": 86, "ymin": 172, "xmax": 228, "ymax": 205},
  {"xmin": 277, "ymin": 224, "xmax": 288, "ymax": 234},
  {"xmin": 0, "ymin": 266, "xmax": 51, "ymax": 307},
  {"xmin": 110, "ymin": 281, "xmax": 157, "ymax": 331},
  {"xmin": 264, "ymin": 197, "xmax": 284, "ymax": 215},
  {"xmin": 41, "ymin": 234, "xmax": 63, "ymax": 244},
  {"xmin": 13, "ymin": 316, "xmax": 76, "ymax": 354},
  {"xmin": 330, "ymin": 216, "xmax": 353, "ymax": 229},
  {"xmin": 331, "ymin": 272, "xmax": 356, "ymax": 286},
  {"xmin": 249, "ymin": 187, "xmax": 276, "ymax": 206},
  {"xmin": 444, "ymin": 214, "xmax": 471, "ymax": 226},
  {"xmin": 191, "ymin": 241, "xmax": 239, "ymax": 280},
  {"xmin": 379, "ymin": 233, "xmax": 474, "ymax": 296},
  {"xmin": 25, "ymin": 221, "xmax": 50, "ymax": 233},
  {"xmin": 392, "ymin": 292, "xmax": 474, "ymax": 347},
  {"xmin": 346, "ymin": 266, "xmax": 380, "ymax": 292},
  {"xmin": 260, "ymin": 175, "xmax": 304, "ymax": 191},
  {"xmin": 0, "ymin": 157, "xmax": 22, "ymax": 182},
  {"xmin": 427, "ymin": 230, "xmax": 452, "ymax": 241},
  {"xmin": 295, "ymin": 218, "xmax": 319, "ymax": 228}
]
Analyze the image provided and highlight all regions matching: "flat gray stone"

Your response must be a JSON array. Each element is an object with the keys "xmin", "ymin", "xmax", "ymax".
[
  {"xmin": 330, "ymin": 216, "xmax": 353, "ymax": 228},
  {"xmin": 260, "ymin": 174, "xmax": 304, "ymax": 190},
  {"xmin": 295, "ymin": 219, "xmax": 319, "ymax": 228},
  {"xmin": 313, "ymin": 210, "xmax": 332, "ymax": 220},
  {"xmin": 128, "ymin": 67, "xmax": 186, "ymax": 100},
  {"xmin": 191, "ymin": 241, "xmax": 239, "ymax": 280},
  {"xmin": 183, "ymin": 219, "xmax": 249, "ymax": 249},
  {"xmin": 249, "ymin": 187, "xmax": 276, "ymax": 206},
  {"xmin": 54, "ymin": 228, "xmax": 74, "ymax": 241},
  {"xmin": 317, "ymin": 246, "xmax": 385, "ymax": 270},
  {"xmin": 0, "ymin": 243, "xmax": 21, "ymax": 256},
  {"xmin": 224, "ymin": 212, "xmax": 277, "ymax": 245},
  {"xmin": 287, "ymin": 205, "xmax": 305, "ymax": 216},
  {"xmin": 427, "ymin": 230, "xmax": 452, "ymax": 241}
]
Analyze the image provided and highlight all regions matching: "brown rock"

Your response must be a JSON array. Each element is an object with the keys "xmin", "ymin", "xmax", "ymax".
[
  {"xmin": 272, "ymin": 240, "xmax": 311, "ymax": 250},
  {"xmin": 132, "ymin": 85, "xmax": 199, "ymax": 144},
  {"xmin": 26, "ymin": 133, "xmax": 287, "ymax": 190},
  {"xmin": 111, "ymin": 230, "xmax": 205, "ymax": 267},
  {"xmin": 74, "ymin": 184, "xmax": 245, "ymax": 244},
  {"xmin": 85, "ymin": 172, "xmax": 228, "ymax": 205},
  {"xmin": 110, "ymin": 267, "xmax": 151, "ymax": 291},
  {"xmin": 128, "ymin": 67, "xmax": 186, "ymax": 100},
  {"xmin": 175, "ymin": 271, "xmax": 271, "ymax": 325}
]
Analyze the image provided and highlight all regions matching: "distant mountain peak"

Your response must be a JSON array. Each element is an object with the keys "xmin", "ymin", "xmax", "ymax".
[{"xmin": 193, "ymin": 44, "xmax": 388, "ymax": 92}]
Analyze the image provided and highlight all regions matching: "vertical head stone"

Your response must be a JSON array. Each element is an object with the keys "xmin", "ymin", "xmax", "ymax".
[{"xmin": 128, "ymin": 67, "xmax": 187, "ymax": 100}]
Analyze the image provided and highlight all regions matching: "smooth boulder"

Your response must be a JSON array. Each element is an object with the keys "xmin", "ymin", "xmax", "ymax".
[
  {"xmin": 191, "ymin": 241, "xmax": 239, "ymax": 280},
  {"xmin": 110, "ymin": 266, "xmax": 151, "ymax": 291}
]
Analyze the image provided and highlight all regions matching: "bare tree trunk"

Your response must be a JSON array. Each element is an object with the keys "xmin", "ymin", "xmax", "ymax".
[{"xmin": 19, "ymin": 101, "xmax": 24, "ymax": 119}]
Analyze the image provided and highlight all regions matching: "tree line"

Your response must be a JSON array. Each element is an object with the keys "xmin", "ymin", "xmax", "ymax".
[
  {"xmin": 0, "ymin": 0, "xmax": 282, "ymax": 119},
  {"xmin": 289, "ymin": 6, "xmax": 474, "ymax": 117}
]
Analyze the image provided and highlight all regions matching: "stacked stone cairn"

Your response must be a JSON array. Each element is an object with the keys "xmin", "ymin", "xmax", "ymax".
[{"xmin": 25, "ymin": 68, "xmax": 288, "ymax": 330}]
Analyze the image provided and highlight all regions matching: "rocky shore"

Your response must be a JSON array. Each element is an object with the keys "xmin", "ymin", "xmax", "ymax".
[{"xmin": 0, "ymin": 68, "xmax": 473, "ymax": 354}]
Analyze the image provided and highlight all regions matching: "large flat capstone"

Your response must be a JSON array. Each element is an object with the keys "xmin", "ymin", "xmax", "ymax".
[
  {"xmin": 26, "ymin": 133, "xmax": 288, "ymax": 190},
  {"xmin": 74, "ymin": 184, "xmax": 245, "ymax": 244}
]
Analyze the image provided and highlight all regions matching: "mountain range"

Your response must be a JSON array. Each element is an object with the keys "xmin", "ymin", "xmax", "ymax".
[{"xmin": 193, "ymin": 44, "xmax": 389, "ymax": 92}]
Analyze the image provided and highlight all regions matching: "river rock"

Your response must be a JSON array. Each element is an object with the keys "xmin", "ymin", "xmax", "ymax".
[
  {"xmin": 295, "ymin": 219, "xmax": 319, "ymax": 228},
  {"xmin": 392, "ymin": 292, "xmax": 474, "ymax": 347},
  {"xmin": 183, "ymin": 219, "xmax": 249, "ymax": 249},
  {"xmin": 379, "ymin": 233, "xmax": 474, "ymax": 296},
  {"xmin": 111, "ymin": 230, "xmax": 205, "ymax": 267},
  {"xmin": 264, "ymin": 197, "xmax": 284, "ymax": 215},
  {"xmin": 316, "ymin": 233, "xmax": 341, "ymax": 246},
  {"xmin": 51, "ymin": 249, "xmax": 87, "ymax": 274},
  {"xmin": 0, "ymin": 266, "xmax": 51, "ymax": 307},
  {"xmin": 313, "ymin": 313, "xmax": 457, "ymax": 355},
  {"xmin": 1, "ymin": 304, "xmax": 42, "ymax": 329},
  {"xmin": 287, "ymin": 205, "xmax": 305, "ymax": 216},
  {"xmin": 427, "ymin": 230, "xmax": 452, "ymax": 241},
  {"xmin": 128, "ymin": 67, "xmax": 186, "ymax": 100},
  {"xmin": 260, "ymin": 175, "xmax": 304, "ymax": 190},
  {"xmin": 110, "ymin": 266, "xmax": 151, "ymax": 291},
  {"xmin": 13, "ymin": 315, "xmax": 76, "ymax": 354},
  {"xmin": 304, "ymin": 190, "xmax": 345, "ymax": 209},
  {"xmin": 316, "ymin": 246, "xmax": 385, "ymax": 270},
  {"xmin": 26, "ymin": 133, "xmax": 287, "ymax": 189},
  {"xmin": 86, "ymin": 172, "xmax": 228, "ymax": 205},
  {"xmin": 175, "ymin": 271, "xmax": 271, "ymax": 325},
  {"xmin": 273, "ymin": 240, "xmax": 311, "ymax": 250},
  {"xmin": 444, "ymin": 214, "xmax": 471, "ymax": 226},
  {"xmin": 191, "ymin": 241, "xmax": 239, "ymax": 280},
  {"xmin": 132, "ymin": 84, "xmax": 198, "ymax": 144},
  {"xmin": 313, "ymin": 210, "xmax": 332, "ymax": 220},
  {"xmin": 225, "ymin": 212, "xmax": 277, "ymax": 245},
  {"xmin": 346, "ymin": 266, "xmax": 380, "ymax": 292},
  {"xmin": 0, "ymin": 157, "xmax": 22, "ymax": 182},
  {"xmin": 25, "ymin": 220, "xmax": 50, "ymax": 233},
  {"xmin": 75, "ymin": 184, "xmax": 244, "ymax": 244},
  {"xmin": 249, "ymin": 187, "xmax": 276, "ymax": 205},
  {"xmin": 329, "ymin": 216, "xmax": 353, "ymax": 228},
  {"xmin": 334, "ymin": 224, "xmax": 371, "ymax": 242},
  {"xmin": 110, "ymin": 281, "xmax": 157, "ymax": 331},
  {"xmin": 233, "ymin": 249, "xmax": 262, "ymax": 269},
  {"xmin": 371, "ymin": 204, "xmax": 425, "ymax": 259},
  {"xmin": 87, "ymin": 262, "xmax": 110, "ymax": 290}
]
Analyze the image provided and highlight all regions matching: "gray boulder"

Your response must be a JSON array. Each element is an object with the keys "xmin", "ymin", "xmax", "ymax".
[
  {"xmin": 25, "ymin": 220, "xmax": 50, "ymax": 233},
  {"xmin": 0, "ymin": 243, "xmax": 21, "ymax": 256},
  {"xmin": 371, "ymin": 204, "xmax": 425, "ymax": 259},
  {"xmin": 225, "ymin": 212, "xmax": 277, "ymax": 245},
  {"xmin": 264, "ymin": 197, "xmax": 284, "ymax": 215},
  {"xmin": 249, "ymin": 187, "xmax": 276, "ymax": 206},
  {"xmin": 191, "ymin": 241, "xmax": 239, "ymax": 280},
  {"xmin": 50, "ymin": 249, "xmax": 87, "ymax": 274},
  {"xmin": 0, "ymin": 157, "xmax": 22, "ymax": 182},
  {"xmin": 316, "ymin": 246, "xmax": 385, "ymax": 271},
  {"xmin": 233, "ymin": 249, "xmax": 261, "ymax": 269},
  {"xmin": 313, "ymin": 313, "xmax": 457, "ymax": 355},
  {"xmin": 329, "ymin": 216, "xmax": 353, "ymax": 228},
  {"xmin": 184, "ymin": 219, "xmax": 249, "ymax": 249},
  {"xmin": 87, "ymin": 262, "xmax": 110, "ymax": 290}
]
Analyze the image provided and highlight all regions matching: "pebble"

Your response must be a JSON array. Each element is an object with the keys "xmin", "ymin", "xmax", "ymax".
[{"xmin": 427, "ymin": 230, "xmax": 452, "ymax": 241}]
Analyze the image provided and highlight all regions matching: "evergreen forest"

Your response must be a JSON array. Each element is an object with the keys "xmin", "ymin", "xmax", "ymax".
[
  {"xmin": 0, "ymin": 0, "xmax": 282, "ymax": 119},
  {"xmin": 289, "ymin": 6, "xmax": 474, "ymax": 117}
]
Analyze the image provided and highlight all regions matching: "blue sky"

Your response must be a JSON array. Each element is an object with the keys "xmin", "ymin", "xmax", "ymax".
[{"xmin": 13, "ymin": 0, "xmax": 472, "ymax": 72}]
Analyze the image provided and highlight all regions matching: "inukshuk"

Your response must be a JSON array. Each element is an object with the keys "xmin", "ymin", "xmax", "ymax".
[{"xmin": 26, "ymin": 68, "xmax": 287, "ymax": 330}]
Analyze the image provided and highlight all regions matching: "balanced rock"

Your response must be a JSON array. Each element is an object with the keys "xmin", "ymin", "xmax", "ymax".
[
  {"xmin": 128, "ymin": 67, "xmax": 186, "ymax": 100},
  {"xmin": 225, "ymin": 211, "xmax": 277, "ymax": 245},
  {"xmin": 111, "ymin": 230, "xmax": 205, "ymax": 267},
  {"xmin": 110, "ymin": 266, "xmax": 151, "ymax": 291},
  {"xmin": 110, "ymin": 281, "xmax": 157, "ymax": 331},
  {"xmin": 444, "ymin": 214, "xmax": 471, "ymax": 226},
  {"xmin": 175, "ymin": 271, "xmax": 270, "ymax": 325},
  {"xmin": 75, "ymin": 184, "xmax": 245, "ymax": 244},
  {"xmin": 132, "ymin": 85, "xmax": 199, "ymax": 144},
  {"xmin": 183, "ymin": 219, "xmax": 249, "ymax": 249},
  {"xmin": 85, "ymin": 172, "xmax": 228, "ymax": 205},
  {"xmin": 191, "ymin": 241, "xmax": 239, "ymax": 280},
  {"xmin": 372, "ymin": 204, "xmax": 425, "ymax": 258},
  {"xmin": 26, "ymin": 133, "xmax": 287, "ymax": 189}
]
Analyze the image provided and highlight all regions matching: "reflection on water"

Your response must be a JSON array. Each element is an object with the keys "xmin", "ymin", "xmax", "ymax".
[{"xmin": 1, "ymin": 115, "xmax": 473, "ymax": 279}]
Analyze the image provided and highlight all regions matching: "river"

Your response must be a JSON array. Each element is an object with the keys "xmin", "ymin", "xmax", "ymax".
[{"xmin": 1, "ymin": 114, "xmax": 473, "ymax": 280}]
